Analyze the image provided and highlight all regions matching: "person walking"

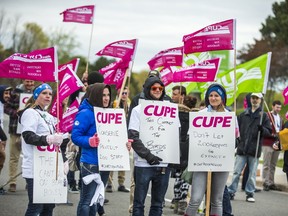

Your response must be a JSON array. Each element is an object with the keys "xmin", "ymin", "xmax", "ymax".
[
  {"xmin": 228, "ymin": 93, "xmax": 272, "ymax": 203},
  {"xmin": 4, "ymin": 79, "xmax": 34, "ymax": 192},
  {"xmin": 262, "ymin": 100, "xmax": 283, "ymax": 191},
  {"xmin": 185, "ymin": 83, "xmax": 238, "ymax": 216},
  {"xmin": 19, "ymin": 83, "xmax": 65, "ymax": 215}
]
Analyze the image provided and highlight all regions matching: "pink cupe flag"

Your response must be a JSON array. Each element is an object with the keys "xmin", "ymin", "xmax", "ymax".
[
  {"xmin": 283, "ymin": 86, "xmax": 288, "ymax": 105},
  {"xmin": 160, "ymin": 67, "xmax": 174, "ymax": 86},
  {"xmin": 0, "ymin": 47, "xmax": 57, "ymax": 82},
  {"xmin": 183, "ymin": 19, "xmax": 236, "ymax": 54},
  {"xmin": 58, "ymin": 58, "xmax": 80, "ymax": 81},
  {"xmin": 60, "ymin": 5, "xmax": 95, "ymax": 24},
  {"xmin": 173, "ymin": 58, "xmax": 221, "ymax": 82},
  {"xmin": 50, "ymin": 66, "xmax": 84, "ymax": 117},
  {"xmin": 148, "ymin": 46, "xmax": 183, "ymax": 70},
  {"xmin": 99, "ymin": 59, "xmax": 130, "ymax": 89},
  {"xmin": 58, "ymin": 99, "xmax": 80, "ymax": 133},
  {"xmin": 96, "ymin": 39, "xmax": 138, "ymax": 62}
]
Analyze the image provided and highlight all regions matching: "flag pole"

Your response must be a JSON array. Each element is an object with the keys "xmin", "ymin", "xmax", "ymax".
[
  {"xmin": 115, "ymin": 68, "xmax": 130, "ymax": 108},
  {"xmin": 233, "ymin": 19, "xmax": 237, "ymax": 112},
  {"xmin": 85, "ymin": 5, "xmax": 96, "ymax": 74},
  {"xmin": 254, "ymin": 52, "xmax": 272, "ymax": 159}
]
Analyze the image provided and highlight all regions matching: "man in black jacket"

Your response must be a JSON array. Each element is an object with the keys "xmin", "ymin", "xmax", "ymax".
[{"xmin": 228, "ymin": 93, "xmax": 272, "ymax": 203}]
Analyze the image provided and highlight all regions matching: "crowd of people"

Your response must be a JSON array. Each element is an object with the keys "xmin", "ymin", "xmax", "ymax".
[{"xmin": 0, "ymin": 69, "xmax": 288, "ymax": 216}]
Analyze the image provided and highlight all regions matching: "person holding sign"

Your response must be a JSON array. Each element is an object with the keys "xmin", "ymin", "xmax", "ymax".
[
  {"xmin": 19, "ymin": 83, "xmax": 66, "ymax": 216},
  {"xmin": 128, "ymin": 76, "xmax": 171, "ymax": 216},
  {"xmin": 71, "ymin": 83, "xmax": 112, "ymax": 216},
  {"xmin": 185, "ymin": 83, "xmax": 237, "ymax": 216}
]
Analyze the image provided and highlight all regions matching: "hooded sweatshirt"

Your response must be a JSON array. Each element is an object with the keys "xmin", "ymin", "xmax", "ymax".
[{"xmin": 71, "ymin": 83, "xmax": 111, "ymax": 165}]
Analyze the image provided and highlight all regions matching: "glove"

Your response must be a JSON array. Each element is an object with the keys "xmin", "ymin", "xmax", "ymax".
[
  {"xmin": 147, "ymin": 155, "xmax": 163, "ymax": 165},
  {"xmin": 46, "ymin": 133, "xmax": 63, "ymax": 146},
  {"xmin": 257, "ymin": 125, "xmax": 263, "ymax": 133},
  {"xmin": 89, "ymin": 134, "xmax": 100, "ymax": 148}
]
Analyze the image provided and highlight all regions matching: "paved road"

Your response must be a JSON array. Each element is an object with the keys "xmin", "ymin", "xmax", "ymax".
[{"xmin": 1, "ymin": 114, "xmax": 288, "ymax": 216}]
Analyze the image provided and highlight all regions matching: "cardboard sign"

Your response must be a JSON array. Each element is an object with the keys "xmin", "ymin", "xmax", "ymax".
[
  {"xmin": 139, "ymin": 100, "xmax": 180, "ymax": 164},
  {"xmin": 17, "ymin": 93, "xmax": 32, "ymax": 134},
  {"xmin": 33, "ymin": 145, "xmax": 67, "ymax": 203},
  {"xmin": 95, "ymin": 107, "xmax": 130, "ymax": 171},
  {"xmin": 188, "ymin": 112, "xmax": 235, "ymax": 171}
]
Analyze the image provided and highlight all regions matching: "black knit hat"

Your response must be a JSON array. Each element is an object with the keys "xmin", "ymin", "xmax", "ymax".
[{"xmin": 87, "ymin": 71, "xmax": 104, "ymax": 85}]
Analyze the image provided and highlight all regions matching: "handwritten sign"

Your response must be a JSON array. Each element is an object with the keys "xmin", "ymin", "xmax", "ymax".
[
  {"xmin": 188, "ymin": 112, "xmax": 235, "ymax": 171},
  {"xmin": 33, "ymin": 145, "xmax": 67, "ymax": 203},
  {"xmin": 139, "ymin": 100, "xmax": 180, "ymax": 164},
  {"xmin": 17, "ymin": 93, "xmax": 32, "ymax": 134},
  {"xmin": 94, "ymin": 107, "xmax": 130, "ymax": 171}
]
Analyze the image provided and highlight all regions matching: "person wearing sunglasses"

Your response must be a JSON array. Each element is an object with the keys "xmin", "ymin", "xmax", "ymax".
[{"xmin": 128, "ymin": 76, "xmax": 171, "ymax": 216}]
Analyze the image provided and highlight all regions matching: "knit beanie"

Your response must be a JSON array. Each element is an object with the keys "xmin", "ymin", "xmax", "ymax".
[
  {"xmin": 87, "ymin": 71, "xmax": 104, "ymax": 85},
  {"xmin": 205, "ymin": 83, "xmax": 226, "ymax": 106}
]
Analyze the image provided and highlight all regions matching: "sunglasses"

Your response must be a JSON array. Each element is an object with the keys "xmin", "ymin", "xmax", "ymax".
[
  {"xmin": 151, "ymin": 86, "xmax": 164, "ymax": 91},
  {"xmin": 122, "ymin": 92, "xmax": 128, "ymax": 95}
]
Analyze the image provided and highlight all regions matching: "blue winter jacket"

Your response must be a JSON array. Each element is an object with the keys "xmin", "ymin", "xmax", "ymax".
[{"xmin": 71, "ymin": 98, "xmax": 98, "ymax": 165}]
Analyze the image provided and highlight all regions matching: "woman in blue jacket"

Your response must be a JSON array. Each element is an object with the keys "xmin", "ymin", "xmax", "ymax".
[{"xmin": 71, "ymin": 83, "xmax": 111, "ymax": 216}]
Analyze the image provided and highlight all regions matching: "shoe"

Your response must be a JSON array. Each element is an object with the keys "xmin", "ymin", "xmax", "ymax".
[
  {"xmin": 118, "ymin": 185, "xmax": 129, "ymax": 192},
  {"xmin": 269, "ymin": 184, "xmax": 282, "ymax": 191},
  {"xmin": 8, "ymin": 184, "xmax": 16, "ymax": 192},
  {"xmin": 170, "ymin": 198, "xmax": 175, "ymax": 209},
  {"xmin": 229, "ymin": 193, "xmax": 235, "ymax": 200},
  {"xmin": 0, "ymin": 188, "xmax": 6, "ymax": 195},
  {"xmin": 263, "ymin": 184, "xmax": 270, "ymax": 191},
  {"xmin": 246, "ymin": 195, "xmax": 255, "ymax": 203},
  {"xmin": 173, "ymin": 201, "xmax": 179, "ymax": 214},
  {"xmin": 255, "ymin": 188, "xmax": 261, "ymax": 192},
  {"xmin": 106, "ymin": 185, "xmax": 113, "ymax": 193},
  {"xmin": 104, "ymin": 198, "xmax": 109, "ymax": 204},
  {"xmin": 178, "ymin": 200, "xmax": 187, "ymax": 215},
  {"xmin": 99, "ymin": 213, "xmax": 106, "ymax": 216},
  {"xmin": 69, "ymin": 185, "xmax": 79, "ymax": 194}
]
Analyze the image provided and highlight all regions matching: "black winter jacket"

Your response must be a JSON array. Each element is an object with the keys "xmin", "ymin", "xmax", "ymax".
[{"xmin": 237, "ymin": 107, "xmax": 272, "ymax": 158}]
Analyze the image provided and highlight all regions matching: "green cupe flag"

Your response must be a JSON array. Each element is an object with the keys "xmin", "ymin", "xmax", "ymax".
[{"xmin": 198, "ymin": 52, "xmax": 271, "ymax": 106}]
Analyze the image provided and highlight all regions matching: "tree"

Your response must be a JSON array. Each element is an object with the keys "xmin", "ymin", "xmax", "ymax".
[
  {"xmin": 16, "ymin": 23, "xmax": 49, "ymax": 53},
  {"xmin": 238, "ymin": 0, "xmax": 288, "ymax": 103}
]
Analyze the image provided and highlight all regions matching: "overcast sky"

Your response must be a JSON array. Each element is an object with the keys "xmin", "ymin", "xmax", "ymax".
[{"xmin": 1, "ymin": 0, "xmax": 280, "ymax": 72}]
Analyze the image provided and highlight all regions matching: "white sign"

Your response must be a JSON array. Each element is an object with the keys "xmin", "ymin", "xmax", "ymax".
[
  {"xmin": 33, "ymin": 145, "xmax": 67, "ymax": 203},
  {"xmin": 94, "ymin": 107, "xmax": 130, "ymax": 171},
  {"xmin": 188, "ymin": 112, "xmax": 235, "ymax": 171},
  {"xmin": 139, "ymin": 100, "xmax": 180, "ymax": 164},
  {"xmin": 17, "ymin": 93, "xmax": 32, "ymax": 134}
]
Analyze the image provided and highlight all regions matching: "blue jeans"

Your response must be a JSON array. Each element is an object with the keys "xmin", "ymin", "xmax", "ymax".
[
  {"xmin": 77, "ymin": 163, "xmax": 99, "ymax": 216},
  {"xmin": 133, "ymin": 166, "xmax": 170, "ymax": 216},
  {"xmin": 228, "ymin": 155, "xmax": 258, "ymax": 196},
  {"xmin": 25, "ymin": 178, "xmax": 55, "ymax": 216}
]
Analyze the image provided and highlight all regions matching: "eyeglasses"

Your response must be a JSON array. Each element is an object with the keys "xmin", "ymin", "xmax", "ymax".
[
  {"xmin": 151, "ymin": 86, "xmax": 164, "ymax": 91},
  {"xmin": 122, "ymin": 92, "xmax": 128, "ymax": 95}
]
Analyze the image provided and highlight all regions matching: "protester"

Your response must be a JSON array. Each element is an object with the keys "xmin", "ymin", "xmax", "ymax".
[
  {"xmin": 282, "ymin": 112, "xmax": 288, "ymax": 182},
  {"xmin": 0, "ymin": 85, "xmax": 12, "ymax": 188},
  {"xmin": 262, "ymin": 100, "xmax": 283, "ymax": 191},
  {"xmin": 171, "ymin": 94, "xmax": 198, "ymax": 215},
  {"xmin": 228, "ymin": 93, "xmax": 272, "ymax": 203},
  {"xmin": 18, "ymin": 83, "xmax": 66, "ymax": 215},
  {"xmin": 185, "ymin": 83, "xmax": 238, "ymax": 216},
  {"xmin": 171, "ymin": 85, "xmax": 187, "ymax": 104},
  {"xmin": 106, "ymin": 86, "xmax": 130, "ymax": 193},
  {"xmin": 127, "ymin": 70, "xmax": 171, "ymax": 213},
  {"xmin": 72, "ymin": 83, "xmax": 132, "ymax": 216},
  {"xmin": 128, "ymin": 76, "xmax": 172, "ymax": 216},
  {"xmin": 4, "ymin": 79, "xmax": 34, "ymax": 192}
]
